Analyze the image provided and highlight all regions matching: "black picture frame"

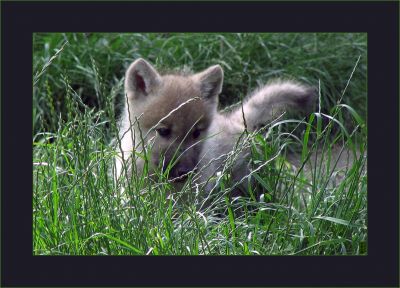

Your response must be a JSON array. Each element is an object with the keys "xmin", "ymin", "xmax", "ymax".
[{"xmin": 2, "ymin": 1, "xmax": 399, "ymax": 287}]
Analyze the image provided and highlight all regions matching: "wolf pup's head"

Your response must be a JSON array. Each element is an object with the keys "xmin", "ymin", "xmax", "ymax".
[{"xmin": 124, "ymin": 58, "xmax": 223, "ymax": 181}]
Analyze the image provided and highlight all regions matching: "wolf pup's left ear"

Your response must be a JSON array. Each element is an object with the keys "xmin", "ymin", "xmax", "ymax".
[
  {"xmin": 194, "ymin": 65, "xmax": 224, "ymax": 100},
  {"xmin": 125, "ymin": 58, "xmax": 161, "ymax": 98}
]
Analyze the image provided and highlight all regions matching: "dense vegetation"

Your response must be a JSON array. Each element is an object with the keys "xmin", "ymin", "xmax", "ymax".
[{"xmin": 33, "ymin": 33, "xmax": 367, "ymax": 255}]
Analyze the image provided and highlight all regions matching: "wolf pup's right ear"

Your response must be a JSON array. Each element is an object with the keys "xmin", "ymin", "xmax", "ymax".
[
  {"xmin": 194, "ymin": 65, "xmax": 224, "ymax": 100},
  {"xmin": 125, "ymin": 58, "xmax": 161, "ymax": 98}
]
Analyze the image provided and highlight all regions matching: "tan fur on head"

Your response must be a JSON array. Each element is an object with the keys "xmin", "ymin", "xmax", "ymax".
[
  {"xmin": 193, "ymin": 65, "xmax": 224, "ymax": 100},
  {"xmin": 116, "ymin": 59, "xmax": 223, "ymax": 183},
  {"xmin": 125, "ymin": 58, "xmax": 162, "ymax": 97}
]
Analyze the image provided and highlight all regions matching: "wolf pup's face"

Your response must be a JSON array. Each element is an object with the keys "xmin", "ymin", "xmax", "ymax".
[{"xmin": 124, "ymin": 59, "xmax": 223, "ymax": 181}]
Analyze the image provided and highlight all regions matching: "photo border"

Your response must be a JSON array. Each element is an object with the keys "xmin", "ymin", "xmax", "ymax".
[{"xmin": 2, "ymin": 1, "xmax": 399, "ymax": 286}]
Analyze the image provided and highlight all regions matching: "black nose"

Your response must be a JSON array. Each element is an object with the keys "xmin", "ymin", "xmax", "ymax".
[{"xmin": 177, "ymin": 167, "xmax": 190, "ymax": 177}]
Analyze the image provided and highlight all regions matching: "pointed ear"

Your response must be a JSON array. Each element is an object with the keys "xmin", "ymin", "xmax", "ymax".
[
  {"xmin": 194, "ymin": 65, "xmax": 223, "ymax": 99},
  {"xmin": 125, "ymin": 58, "xmax": 161, "ymax": 97}
]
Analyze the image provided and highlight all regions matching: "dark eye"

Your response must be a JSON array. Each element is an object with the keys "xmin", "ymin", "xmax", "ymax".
[
  {"xmin": 157, "ymin": 127, "xmax": 171, "ymax": 137},
  {"xmin": 192, "ymin": 129, "xmax": 201, "ymax": 139}
]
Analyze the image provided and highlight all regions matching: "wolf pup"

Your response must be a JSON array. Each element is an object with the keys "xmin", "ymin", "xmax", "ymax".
[
  {"xmin": 115, "ymin": 58, "xmax": 316, "ymax": 194},
  {"xmin": 115, "ymin": 58, "xmax": 222, "ymax": 188}
]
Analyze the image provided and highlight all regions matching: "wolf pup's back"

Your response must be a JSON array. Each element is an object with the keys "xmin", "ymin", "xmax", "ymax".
[{"xmin": 197, "ymin": 80, "xmax": 316, "ymax": 196}]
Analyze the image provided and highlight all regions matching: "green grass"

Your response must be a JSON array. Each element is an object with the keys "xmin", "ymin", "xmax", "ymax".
[{"xmin": 33, "ymin": 33, "xmax": 367, "ymax": 255}]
